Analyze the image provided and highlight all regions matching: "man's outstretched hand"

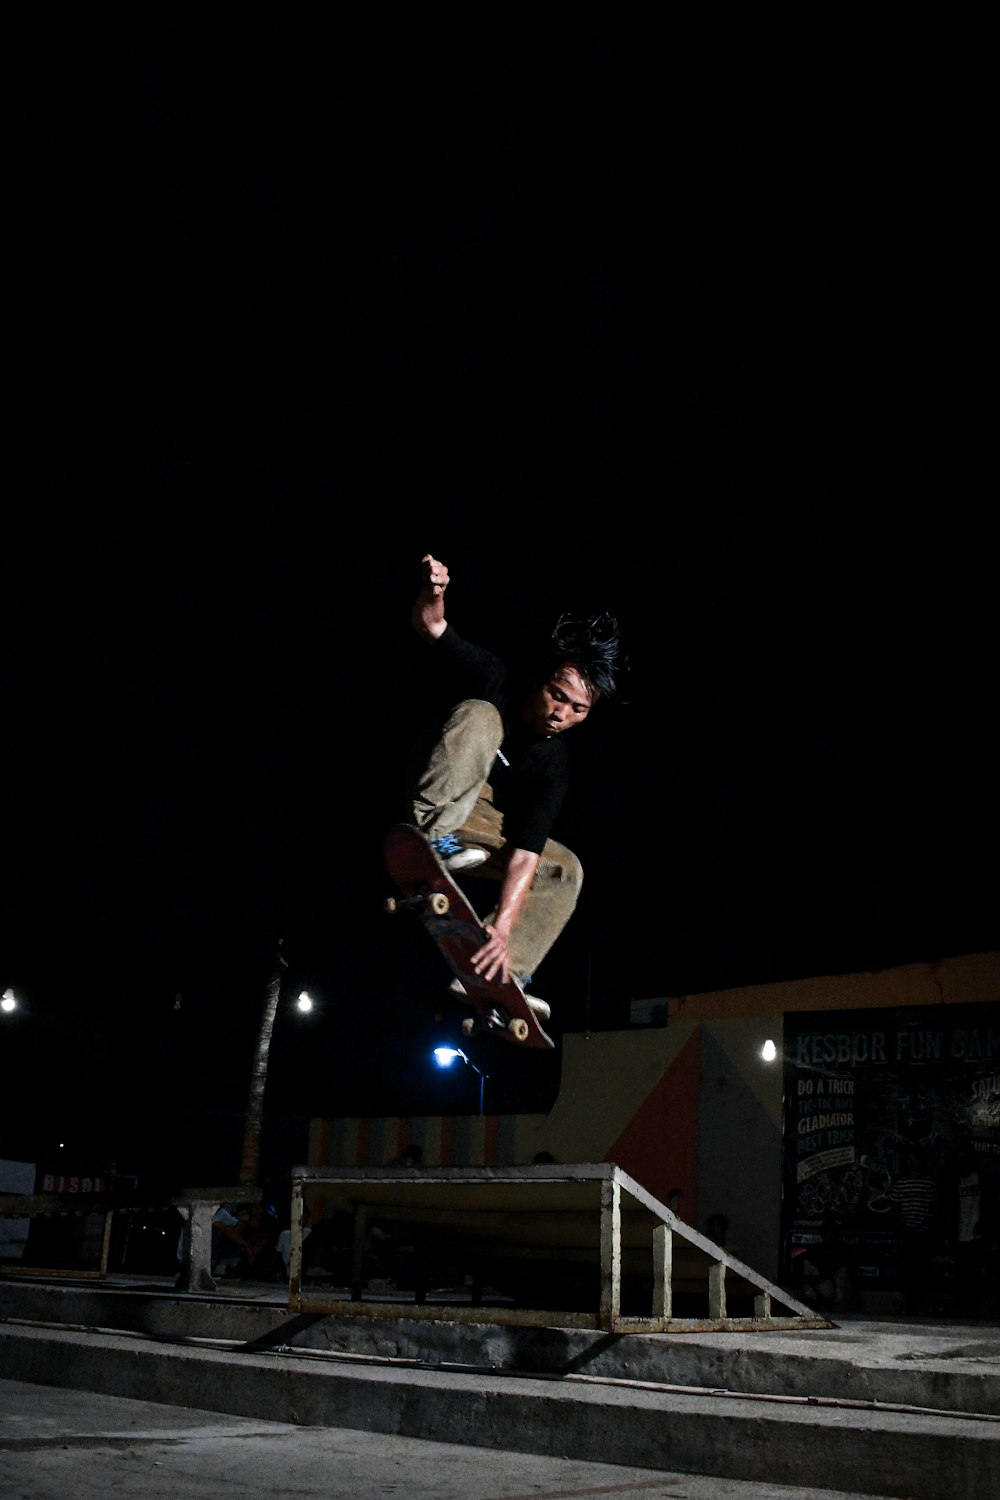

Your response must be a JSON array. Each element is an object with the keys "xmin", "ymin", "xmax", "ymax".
[
  {"xmin": 471, "ymin": 924, "xmax": 514, "ymax": 987},
  {"xmin": 413, "ymin": 553, "xmax": 450, "ymax": 639},
  {"xmin": 470, "ymin": 848, "xmax": 541, "ymax": 987},
  {"xmin": 421, "ymin": 553, "xmax": 449, "ymax": 597}
]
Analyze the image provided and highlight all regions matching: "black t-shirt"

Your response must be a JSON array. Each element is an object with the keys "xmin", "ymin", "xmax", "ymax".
[{"xmin": 430, "ymin": 624, "xmax": 569, "ymax": 854}]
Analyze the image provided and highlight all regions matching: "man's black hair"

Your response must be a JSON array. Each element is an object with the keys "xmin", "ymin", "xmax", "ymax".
[{"xmin": 544, "ymin": 610, "xmax": 624, "ymax": 701}]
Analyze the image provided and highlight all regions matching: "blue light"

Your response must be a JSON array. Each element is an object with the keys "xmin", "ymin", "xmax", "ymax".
[{"xmin": 433, "ymin": 1046, "xmax": 465, "ymax": 1068}]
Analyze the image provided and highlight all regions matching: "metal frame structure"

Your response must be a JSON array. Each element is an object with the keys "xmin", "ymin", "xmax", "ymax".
[{"xmin": 289, "ymin": 1162, "xmax": 832, "ymax": 1333}]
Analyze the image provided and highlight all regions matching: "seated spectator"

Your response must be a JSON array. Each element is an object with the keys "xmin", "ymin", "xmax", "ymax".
[
  {"xmin": 175, "ymin": 1203, "xmax": 248, "ymax": 1279},
  {"xmin": 277, "ymin": 1203, "xmax": 313, "ymax": 1280},
  {"xmin": 229, "ymin": 1201, "xmax": 282, "ymax": 1280}
]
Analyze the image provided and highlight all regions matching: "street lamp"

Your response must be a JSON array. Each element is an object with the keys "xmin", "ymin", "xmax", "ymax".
[
  {"xmin": 433, "ymin": 1045, "xmax": 488, "ymax": 1115},
  {"xmin": 1, "ymin": 989, "xmax": 16, "ymax": 1014}
]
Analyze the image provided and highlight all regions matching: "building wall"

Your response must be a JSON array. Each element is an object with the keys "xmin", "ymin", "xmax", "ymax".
[{"xmin": 308, "ymin": 951, "xmax": 1000, "ymax": 1282}]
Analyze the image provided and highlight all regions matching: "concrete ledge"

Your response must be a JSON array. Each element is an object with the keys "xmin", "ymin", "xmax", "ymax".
[
  {"xmin": 2, "ymin": 1278, "xmax": 996, "ymax": 1417},
  {"xmin": 1, "ymin": 1323, "xmax": 996, "ymax": 1500}
]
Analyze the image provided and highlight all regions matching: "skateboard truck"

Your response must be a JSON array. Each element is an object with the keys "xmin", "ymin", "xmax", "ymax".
[
  {"xmin": 461, "ymin": 1007, "xmax": 529, "ymax": 1042},
  {"xmin": 384, "ymin": 890, "xmax": 450, "ymax": 917}
]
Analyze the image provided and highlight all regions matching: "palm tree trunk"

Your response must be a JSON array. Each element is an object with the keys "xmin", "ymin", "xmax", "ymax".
[{"xmin": 239, "ymin": 941, "xmax": 286, "ymax": 1186}]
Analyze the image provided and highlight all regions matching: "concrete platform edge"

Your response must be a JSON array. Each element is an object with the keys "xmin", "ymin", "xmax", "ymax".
[{"xmin": 1, "ymin": 1322, "xmax": 997, "ymax": 1500}]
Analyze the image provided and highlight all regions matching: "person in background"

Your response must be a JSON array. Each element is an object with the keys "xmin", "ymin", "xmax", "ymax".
[
  {"xmin": 277, "ymin": 1202, "xmax": 313, "ymax": 1280},
  {"xmin": 386, "ymin": 1143, "xmax": 424, "ymax": 1169},
  {"xmin": 799, "ymin": 1219, "xmax": 856, "ymax": 1313},
  {"xmin": 706, "ymin": 1212, "xmax": 730, "ymax": 1248},
  {"xmin": 890, "ymin": 1146, "xmax": 938, "ymax": 1315},
  {"xmin": 229, "ymin": 1202, "xmax": 281, "ymax": 1280},
  {"xmin": 952, "ymin": 1143, "xmax": 987, "ymax": 1317}
]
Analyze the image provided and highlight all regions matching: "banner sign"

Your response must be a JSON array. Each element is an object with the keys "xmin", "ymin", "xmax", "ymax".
[
  {"xmin": 38, "ymin": 1174, "xmax": 108, "ymax": 1194},
  {"xmin": 781, "ymin": 1002, "xmax": 1000, "ymax": 1285}
]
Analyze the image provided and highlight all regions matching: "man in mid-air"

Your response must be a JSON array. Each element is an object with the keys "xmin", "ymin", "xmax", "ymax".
[{"xmin": 404, "ymin": 552, "xmax": 623, "ymax": 1020}]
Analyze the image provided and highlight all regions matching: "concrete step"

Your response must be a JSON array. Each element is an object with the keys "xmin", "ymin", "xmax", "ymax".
[
  {"xmin": 0, "ymin": 1374, "xmax": 914, "ymax": 1500},
  {"xmin": 1, "ymin": 1317, "xmax": 997, "ymax": 1500},
  {"xmin": 3, "ymin": 1276, "xmax": 997, "ymax": 1417}
]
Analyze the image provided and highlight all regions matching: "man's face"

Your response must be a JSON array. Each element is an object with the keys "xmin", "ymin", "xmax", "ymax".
[{"xmin": 521, "ymin": 665, "xmax": 596, "ymax": 738}]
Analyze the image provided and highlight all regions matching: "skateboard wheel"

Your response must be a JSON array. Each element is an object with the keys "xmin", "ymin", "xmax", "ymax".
[
  {"xmin": 429, "ymin": 892, "xmax": 449, "ymax": 915},
  {"xmin": 509, "ymin": 1018, "xmax": 530, "ymax": 1042},
  {"xmin": 460, "ymin": 1017, "xmax": 475, "ymax": 1037},
  {"xmin": 384, "ymin": 897, "xmax": 399, "ymax": 914}
]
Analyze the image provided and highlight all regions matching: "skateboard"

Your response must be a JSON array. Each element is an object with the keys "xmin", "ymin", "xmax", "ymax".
[{"xmin": 383, "ymin": 823, "xmax": 554, "ymax": 1050}]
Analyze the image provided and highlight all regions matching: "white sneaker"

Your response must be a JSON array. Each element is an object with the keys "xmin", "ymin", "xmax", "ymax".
[
  {"xmin": 429, "ymin": 834, "xmax": 488, "ymax": 872},
  {"xmin": 448, "ymin": 976, "xmax": 551, "ymax": 1023},
  {"xmin": 446, "ymin": 846, "xmax": 489, "ymax": 872}
]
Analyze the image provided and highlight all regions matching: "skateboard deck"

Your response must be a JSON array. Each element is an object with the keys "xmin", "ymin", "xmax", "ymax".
[{"xmin": 383, "ymin": 823, "xmax": 554, "ymax": 1050}]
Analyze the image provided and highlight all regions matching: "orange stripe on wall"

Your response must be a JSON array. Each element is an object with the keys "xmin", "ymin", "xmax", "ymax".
[{"xmin": 605, "ymin": 1030, "xmax": 701, "ymax": 1219}]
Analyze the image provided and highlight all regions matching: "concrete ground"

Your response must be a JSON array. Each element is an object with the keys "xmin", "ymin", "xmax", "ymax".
[{"xmin": 0, "ymin": 1376, "xmax": 891, "ymax": 1500}]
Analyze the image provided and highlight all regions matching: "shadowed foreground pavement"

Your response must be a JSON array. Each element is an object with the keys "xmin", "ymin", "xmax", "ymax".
[{"xmin": 0, "ymin": 1377, "xmax": 897, "ymax": 1500}]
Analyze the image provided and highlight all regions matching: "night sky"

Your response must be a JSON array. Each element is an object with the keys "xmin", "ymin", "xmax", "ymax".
[{"xmin": 3, "ymin": 24, "xmax": 996, "ymax": 1190}]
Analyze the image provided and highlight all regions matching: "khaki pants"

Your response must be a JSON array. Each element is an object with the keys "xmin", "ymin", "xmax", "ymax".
[{"xmin": 406, "ymin": 700, "xmax": 582, "ymax": 982}]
